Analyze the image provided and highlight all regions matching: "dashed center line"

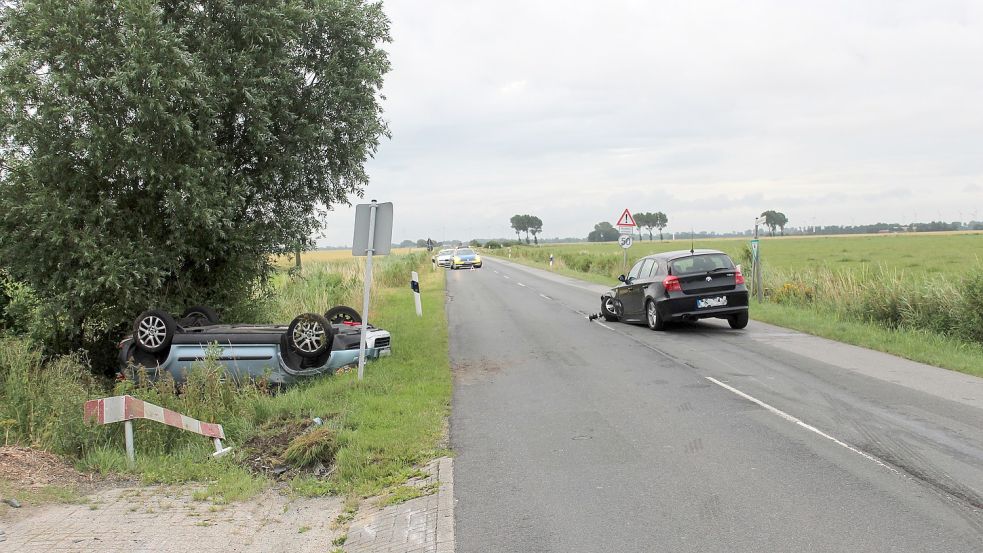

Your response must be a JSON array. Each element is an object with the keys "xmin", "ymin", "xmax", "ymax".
[
  {"xmin": 539, "ymin": 294, "xmax": 552, "ymax": 300},
  {"xmin": 517, "ymin": 283, "xmax": 526, "ymax": 287},
  {"xmin": 503, "ymin": 275, "xmax": 511, "ymax": 279}
]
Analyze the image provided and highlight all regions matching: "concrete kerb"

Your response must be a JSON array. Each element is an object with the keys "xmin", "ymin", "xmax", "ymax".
[{"xmin": 344, "ymin": 456, "xmax": 455, "ymax": 553}]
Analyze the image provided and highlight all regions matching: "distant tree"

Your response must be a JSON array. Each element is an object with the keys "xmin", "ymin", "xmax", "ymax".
[
  {"xmin": 653, "ymin": 212, "xmax": 668, "ymax": 240},
  {"xmin": 510, "ymin": 214, "xmax": 526, "ymax": 243},
  {"xmin": 528, "ymin": 216, "xmax": 543, "ymax": 245},
  {"xmin": 587, "ymin": 222, "xmax": 620, "ymax": 242},
  {"xmin": 400, "ymin": 240, "xmax": 417, "ymax": 248},
  {"xmin": 468, "ymin": 239, "xmax": 481, "ymax": 247},
  {"xmin": 634, "ymin": 212, "xmax": 654, "ymax": 240},
  {"xmin": 761, "ymin": 210, "xmax": 787, "ymax": 237},
  {"xmin": 775, "ymin": 212, "xmax": 789, "ymax": 236}
]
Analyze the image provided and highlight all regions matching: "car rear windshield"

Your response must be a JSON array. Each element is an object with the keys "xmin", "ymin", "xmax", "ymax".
[
  {"xmin": 457, "ymin": 249, "xmax": 475, "ymax": 255},
  {"xmin": 670, "ymin": 254, "xmax": 735, "ymax": 275}
]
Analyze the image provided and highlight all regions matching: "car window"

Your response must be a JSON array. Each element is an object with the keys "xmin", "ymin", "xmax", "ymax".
[
  {"xmin": 457, "ymin": 249, "xmax": 475, "ymax": 255},
  {"xmin": 627, "ymin": 260, "xmax": 645, "ymax": 280},
  {"xmin": 439, "ymin": 250, "xmax": 452, "ymax": 255},
  {"xmin": 670, "ymin": 254, "xmax": 735, "ymax": 275},
  {"xmin": 638, "ymin": 259, "xmax": 654, "ymax": 279},
  {"xmin": 647, "ymin": 260, "xmax": 661, "ymax": 277}
]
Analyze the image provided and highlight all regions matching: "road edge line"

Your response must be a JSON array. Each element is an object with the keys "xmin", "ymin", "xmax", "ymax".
[{"xmin": 705, "ymin": 376, "xmax": 901, "ymax": 475}]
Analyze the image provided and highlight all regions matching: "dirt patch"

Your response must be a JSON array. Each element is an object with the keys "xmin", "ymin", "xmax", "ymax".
[
  {"xmin": 240, "ymin": 416, "xmax": 336, "ymax": 480},
  {"xmin": 452, "ymin": 359, "xmax": 503, "ymax": 384},
  {"xmin": 0, "ymin": 446, "xmax": 99, "ymax": 491}
]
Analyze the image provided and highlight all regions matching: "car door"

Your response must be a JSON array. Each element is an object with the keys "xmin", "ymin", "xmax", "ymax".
[{"xmin": 618, "ymin": 259, "xmax": 652, "ymax": 319}]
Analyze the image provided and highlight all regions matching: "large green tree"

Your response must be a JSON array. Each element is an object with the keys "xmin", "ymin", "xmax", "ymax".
[
  {"xmin": 760, "ymin": 210, "xmax": 788, "ymax": 237},
  {"xmin": 0, "ymin": 0, "xmax": 391, "ymax": 354},
  {"xmin": 587, "ymin": 221, "xmax": 620, "ymax": 242},
  {"xmin": 527, "ymin": 215, "xmax": 543, "ymax": 245}
]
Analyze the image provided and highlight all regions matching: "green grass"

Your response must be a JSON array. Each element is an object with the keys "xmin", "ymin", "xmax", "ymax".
[
  {"xmin": 751, "ymin": 302, "xmax": 983, "ymax": 378},
  {"xmin": 498, "ymin": 231, "xmax": 983, "ymax": 280},
  {"xmin": 2, "ymin": 251, "xmax": 451, "ymax": 504}
]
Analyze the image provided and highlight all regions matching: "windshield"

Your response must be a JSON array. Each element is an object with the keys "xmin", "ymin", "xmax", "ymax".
[
  {"xmin": 457, "ymin": 249, "xmax": 476, "ymax": 256},
  {"xmin": 670, "ymin": 253, "xmax": 735, "ymax": 275}
]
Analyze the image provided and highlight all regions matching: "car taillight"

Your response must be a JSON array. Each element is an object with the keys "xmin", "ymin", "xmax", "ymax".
[
  {"xmin": 735, "ymin": 269, "xmax": 745, "ymax": 285},
  {"xmin": 663, "ymin": 275, "xmax": 681, "ymax": 292}
]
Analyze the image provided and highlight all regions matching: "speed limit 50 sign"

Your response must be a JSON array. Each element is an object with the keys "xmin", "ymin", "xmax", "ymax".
[{"xmin": 619, "ymin": 235, "xmax": 633, "ymax": 249}]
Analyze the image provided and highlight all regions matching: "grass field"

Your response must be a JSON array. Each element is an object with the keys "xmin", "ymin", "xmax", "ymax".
[
  {"xmin": 515, "ymin": 231, "xmax": 983, "ymax": 280},
  {"xmin": 489, "ymin": 232, "xmax": 983, "ymax": 377}
]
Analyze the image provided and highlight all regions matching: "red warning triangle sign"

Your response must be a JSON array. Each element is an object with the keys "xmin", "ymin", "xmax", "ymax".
[{"xmin": 616, "ymin": 208, "xmax": 636, "ymax": 227}]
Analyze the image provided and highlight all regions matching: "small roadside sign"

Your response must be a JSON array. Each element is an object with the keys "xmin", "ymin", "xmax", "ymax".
[
  {"xmin": 619, "ymin": 235, "xmax": 633, "ymax": 249},
  {"xmin": 750, "ymin": 238, "xmax": 759, "ymax": 259},
  {"xmin": 616, "ymin": 208, "xmax": 636, "ymax": 228},
  {"xmin": 352, "ymin": 200, "xmax": 393, "ymax": 380}
]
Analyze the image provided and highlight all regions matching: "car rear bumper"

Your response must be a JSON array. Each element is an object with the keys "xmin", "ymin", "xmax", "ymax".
[{"xmin": 662, "ymin": 291, "xmax": 749, "ymax": 320}]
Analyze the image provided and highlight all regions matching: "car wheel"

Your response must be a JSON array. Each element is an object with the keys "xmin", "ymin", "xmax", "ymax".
[
  {"xmin": 325, "ymin": 305, "xmax": 361, "ymax": 325},
  {"xmin": 451, "ymin": 263, "xmax": 458, "ymax": 270},
  {"xmin": 601, "ymin": 297, "xmax": 620, "ymax": 322},
  {"xmin": 729, "ymin": 311, "xmax": 749, "ymax": 329},
  {"xmin": 180, "ymin": 305, "xmax": 220, "ymax": 327},
  {"xmin": 287, "ymin": 313, "xmax": 334, "ymax": 358},
  {"xmin": 646, "ymin": 299, "xmax": 666, "ymax": 331},
  {"xmin": 133, "ymin": 309, "xmax": 176, "ymax": 353}
]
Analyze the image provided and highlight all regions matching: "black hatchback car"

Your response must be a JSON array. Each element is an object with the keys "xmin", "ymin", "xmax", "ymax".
[{"xmin": 600, "ymin": 249, "xmax": 749, "ymax": 330}]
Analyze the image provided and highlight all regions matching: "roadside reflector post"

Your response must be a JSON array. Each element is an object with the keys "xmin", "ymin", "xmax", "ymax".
[
  {"xmin": 352, "ymin": 200, "xmax": 394, "ymax": 380},
  {"xmin": 411, "ymin": 271, "xmax": 423, "ymax": 316}
]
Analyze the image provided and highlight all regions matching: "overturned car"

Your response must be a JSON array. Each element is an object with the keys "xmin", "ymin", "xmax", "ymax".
[{"xmin": 119, "ymin": 305, "xmax": 391, "ymax": 386}]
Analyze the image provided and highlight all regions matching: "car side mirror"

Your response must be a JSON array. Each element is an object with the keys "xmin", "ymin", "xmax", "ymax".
[{"xmin": 618, "ymin": 275, "xmax": 627, "ymax": 283}]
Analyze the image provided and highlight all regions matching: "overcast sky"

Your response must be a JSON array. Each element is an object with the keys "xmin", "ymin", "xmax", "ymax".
[{"xmin": 319, "ymin": 0, "xmax": 983, "ymax": 246}]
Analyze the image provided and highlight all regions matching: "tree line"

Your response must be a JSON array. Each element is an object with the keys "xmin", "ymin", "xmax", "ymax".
[
  {"xmin": 587, "ymin": 210, "xmax": 669, "ymax": 242},
  {"xmin": 510, "ymin": 214, "xmax": 544, "ymax": 245}
]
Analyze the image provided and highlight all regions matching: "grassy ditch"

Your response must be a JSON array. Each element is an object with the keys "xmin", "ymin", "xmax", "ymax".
[
  {"xmin": 483, "ymin": 234, "xmax": 983, "ymax": 377},
  {"xmin": 1, "ymin": 251, "xmax": 451, "ymax": 501}
]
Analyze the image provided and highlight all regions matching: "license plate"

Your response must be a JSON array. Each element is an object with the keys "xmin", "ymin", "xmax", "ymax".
[{"xmin": 697, "ymin": 296, "xmax": 728, "ymax": 309}]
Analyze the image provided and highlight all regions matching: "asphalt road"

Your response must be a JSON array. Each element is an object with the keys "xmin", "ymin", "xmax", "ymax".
[{"xmin": 447, "ymin": 257, "xmax": 983, "ymax": 552}]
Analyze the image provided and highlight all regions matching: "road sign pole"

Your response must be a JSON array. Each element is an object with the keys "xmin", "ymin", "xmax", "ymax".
[{"xmin": 357, "ymin": 201, "xmax": 378, "ymax": 380}]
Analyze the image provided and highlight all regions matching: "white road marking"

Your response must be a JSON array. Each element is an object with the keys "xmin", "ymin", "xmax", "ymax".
[
  {"xmin": 705, "ymin": 376, "xmax": 901, "ymax": 475},
  {"xmin": 517, "ymin": 282, "xmax": 526, "ymax": 287},
  {"xmin": 597, "ymin": 322, "xmax": 616, "ymax": 331},
  {"xmin": 503, "ymin": 275, "xmax": 511, "ymax": 279},
  {"xmin": 539, "ymin": 294, "xmax": 552, "ymax": 300},
  {"xmin": 493, "ymin": 270, "xmax": 499, "ymax": 274}
]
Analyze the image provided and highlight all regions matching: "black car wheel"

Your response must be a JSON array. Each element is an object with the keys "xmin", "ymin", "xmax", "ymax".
[
  {"xmin": 646, "ymin": 299, "xmax": 666, "ymax": 331},
  {"xmin": 325, "ymin": 305, "xmax": 361, "ymax": 325},
  {"xmin": 601, "ymin": 297, "xmax": 620, "ymax": 322},
  {"xmin": 180, "ymin": 305, "xmax": 220, "ymax": 327},
  {"xmin": 287, "ymin": 313, "xmax": 334, "ymax": 358},
  {"xmin": 729, "ymin": 311, "xmax": 749, "ymax": 329},
  {"xmin": 133, "ymin": 310, "xmax": 176, "ymax": 353}
]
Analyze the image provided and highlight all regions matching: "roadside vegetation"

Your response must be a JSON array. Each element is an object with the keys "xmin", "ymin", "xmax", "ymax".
[
  {"xmin": 0, "ymin": 252, "xmax": 452, "ymax": 501},
  {"xmin": 487, "ymin": 232, "xmax": 983, "ymax": 377}
]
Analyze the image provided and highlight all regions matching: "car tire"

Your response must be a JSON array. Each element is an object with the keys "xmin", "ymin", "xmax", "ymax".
[
  {"xmin": 287, "ymin": 313, "xmax": 334, "ymax": 358},
  {"xmin": 180, "ymin": 305, "xmax": 220, "ymax": 327},
  {"xmin": 601, "ymin": 297, "xmax": 620, "ymax": 322},
  {"xmin": 325, "ymin": 305, "xmax": 361, "ymax": 325},
  {"xmin": 645, "ymin": 299, "xmax": 666, "ymax": 331},
  {"xmin": 451, "ymin": 264, "xmax": 458, "ymax": 270},
  {"xmin": 728, "ymin": 311, "xmax": 749, "ymax": 329},
  {"xmin": 133, "ymin": 309, "xmax": 177, "ymax": 353}
]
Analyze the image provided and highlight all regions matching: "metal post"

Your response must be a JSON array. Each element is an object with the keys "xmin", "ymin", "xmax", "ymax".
[
  {"xmin": 358, "ymin": 201, "xmax": 378, "ymax": 380},
  {"xmin": 124, "ymin": 420, "xmax": 135, "ymax": 467}
]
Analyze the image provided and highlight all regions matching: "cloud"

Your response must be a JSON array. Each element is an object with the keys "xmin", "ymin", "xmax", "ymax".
[{"xmin": 320, "ymin": 0, "xmax": 983, "ymax": 244}]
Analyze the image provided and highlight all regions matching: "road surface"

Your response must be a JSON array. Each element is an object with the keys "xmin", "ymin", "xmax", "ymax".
[{"xmin": 448, "ymin": 257, "xmax": 983, "ymax": 552}]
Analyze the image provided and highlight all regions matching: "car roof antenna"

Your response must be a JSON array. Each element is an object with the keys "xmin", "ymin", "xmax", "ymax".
[{"xmin": 690, "ymin": 228, "xmax": 695, "ymax": 254}]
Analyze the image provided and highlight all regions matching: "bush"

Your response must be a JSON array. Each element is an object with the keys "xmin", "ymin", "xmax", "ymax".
[{"xmin": 484, "ymin": 241, "xmax": 502, "ymax": 249}]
